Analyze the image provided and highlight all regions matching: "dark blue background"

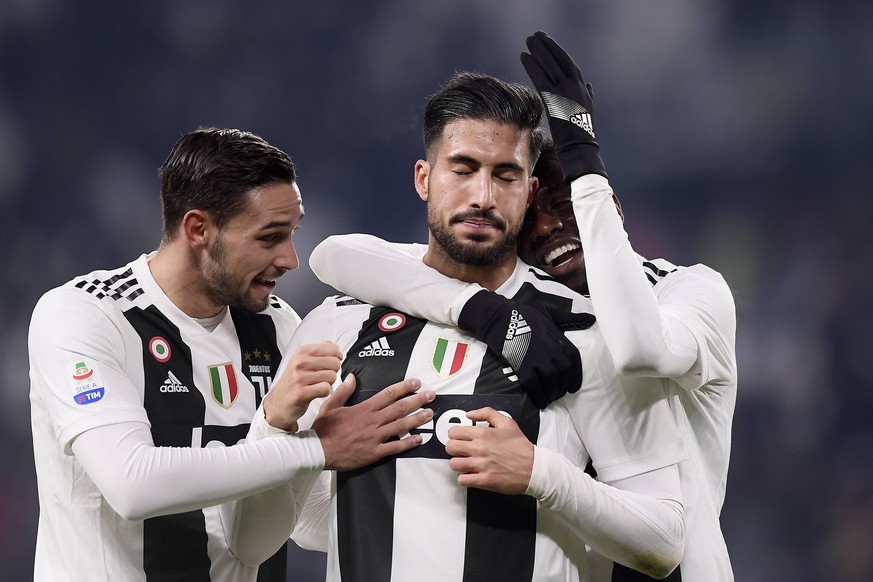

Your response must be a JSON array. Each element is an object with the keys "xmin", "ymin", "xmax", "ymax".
[{"xmin": 3, "ymin": 2, "xmax": 872, "ymax": 580}]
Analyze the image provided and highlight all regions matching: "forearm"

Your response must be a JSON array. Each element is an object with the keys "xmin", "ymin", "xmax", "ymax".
[
  {"xmin": 289, "ymin": 471, "xmax": 332, "ymax": 552},
  {"xmin": 309, "ymin": 234, "xmax": 480, "ymax": 325},
  {"xmin": 571, "ymin": 175, "xmax": 698, "ymax": 377},
  {"xmin": 72, "ymin": 421, "xmax": 324, "ymax": 522},
  {"xmin": 221, "ymin": 408, "xmax": 324, "ymax": 565},
  {"xmin": 527, "ymin": 447, "xmax": 684, "ymax": 578}
]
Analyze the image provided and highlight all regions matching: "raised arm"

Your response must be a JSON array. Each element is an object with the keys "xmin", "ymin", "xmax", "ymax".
[{"xmin": 522, "ymin": 30, "xmax": 736, "ymax": 387}]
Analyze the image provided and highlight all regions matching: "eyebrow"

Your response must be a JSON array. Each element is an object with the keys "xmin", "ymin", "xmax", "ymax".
[
  {"xmin": 258, "ymin": 220, "xmax": 295, "ymax": 231},
  {"xmin": 447, "ymin": 154, "xmax": 525, "ymax": 173}
]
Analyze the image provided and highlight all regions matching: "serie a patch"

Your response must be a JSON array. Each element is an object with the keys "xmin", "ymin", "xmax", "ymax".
[{"xmin": 68, "ymin": 357, "xmax": 106, "ymax": 405}]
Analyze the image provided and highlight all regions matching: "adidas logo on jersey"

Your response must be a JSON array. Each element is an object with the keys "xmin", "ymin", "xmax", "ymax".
[
  {"xmin": 160, "ymin": 371, "xmax": 190, "ymax": 393},
  {"xmin": 358, "ymin": 337, "xmax": 394, "ymax": 357}
]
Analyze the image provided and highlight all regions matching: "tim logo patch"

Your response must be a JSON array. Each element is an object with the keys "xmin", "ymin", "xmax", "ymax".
[{"xmin": 68, "ymin": 358, "xmax": 106, "ymax": 405}]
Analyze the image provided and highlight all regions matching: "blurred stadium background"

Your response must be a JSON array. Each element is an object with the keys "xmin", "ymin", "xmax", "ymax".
[{"xmin": 2, "ymin": 1, "xmax": 872, "ymax": 580}]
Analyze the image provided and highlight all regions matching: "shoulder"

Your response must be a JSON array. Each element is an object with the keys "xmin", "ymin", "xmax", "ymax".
[
  {"xmin": 34, "ymin": 260, "xmax": 142, "ymax": 321},
  {"xmin": 510, "ymin": 261, "xmax": 594, "ymax": 312},
  {"xmin": 263, "ymin": 294, "xmax": 303, "ymax": 329},
  {"xmin": 648, "ymin": 257, "xmax": 734, "ymax": 300}
]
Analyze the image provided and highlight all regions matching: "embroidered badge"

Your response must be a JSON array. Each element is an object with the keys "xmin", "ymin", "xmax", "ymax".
[
  {"xmin": 149, "ymin": 336, "xmax": 172, "ymax": 363},
  {"xmin": 432, "ymin": 338, "xmax": 468, "ymax": 378},
  {"xmin": 68, "ymin": 358, "xmax": 106, "ymax": 405},
  {"xmin": 208, "ymin": 362, "xmax": 239, "ymax": 408},
  {"xmin": 378, "ymin": 313, "xmax": 406, "ymax": 333}
]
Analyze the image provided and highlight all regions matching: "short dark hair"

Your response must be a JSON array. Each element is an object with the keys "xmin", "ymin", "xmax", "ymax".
[
  {"xmin": 158, "ymin": 127, "xmax": 297, "ymax": 239},
  {"xmin": 423, "ymin": 72, "xmax": 544, "ymax": 169},
  {"xmin": 532, "ymin": 137, "xmax": 564, "ymax": 187}
]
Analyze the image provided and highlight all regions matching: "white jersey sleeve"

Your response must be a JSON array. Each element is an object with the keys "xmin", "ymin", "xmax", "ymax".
[
  {"xmin": 570, "ymin": 174, "xmax": 737, "ymax": 391},
  {"xmin": 31, "ymin": 285, "xmax": 324, "ymax": 536},
  {"xmin": 528, "ymin": 447, "xmax": 684, "ymax": 578},
  {"xmin": 29, "ymin": 286, "xmax": 153, "ymax": 451},
  {"xmin": 309, "ymin": 234, "xmax": 480, "ymax": 325},
  {"xmin": 221, "ymin": 300, "xmax": 345, "ymax": 565}
]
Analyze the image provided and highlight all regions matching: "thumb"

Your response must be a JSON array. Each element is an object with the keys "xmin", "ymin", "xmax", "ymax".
[
  {"xmin": 321, "ymin": 373, "xmax": 356, "ymax": 412},
  {"xmin": 466, "ymin": 407, "xmax": 509, "ymax": 427}
]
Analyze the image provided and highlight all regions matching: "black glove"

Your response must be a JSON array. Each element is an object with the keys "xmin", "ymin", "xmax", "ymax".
[
  {"xmin": 521, "ymin": 30, "xmax": 607, "ymax": 181},
  {"xmin": 458, "ymin": 289, "xmax": 596, "ymax": 409}
]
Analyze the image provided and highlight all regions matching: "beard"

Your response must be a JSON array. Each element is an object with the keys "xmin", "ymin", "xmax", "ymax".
[
  {"xmin": 428, "ymin": 203, "xmax": 522, "ymax": 266},
  {"xmin": 202, "ymin": 235, "xmax": 267, "ymax": 312}
]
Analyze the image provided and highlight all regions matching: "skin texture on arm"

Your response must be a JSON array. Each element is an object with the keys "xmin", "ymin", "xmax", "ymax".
[{"xmin": 446, "ymin": 407, "xmax": 684, "ymax": 578}]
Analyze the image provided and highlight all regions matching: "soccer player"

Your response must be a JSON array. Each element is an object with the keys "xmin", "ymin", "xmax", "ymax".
[
  {"xmin": 307, "ymin": 32, "xmax": 738, "ymax": 581},
  {"xmin": 230, "ymin": 72, "xmax": 687, "ymax": 580},
  {"xmin": 27, "ymin": 127, "xmax": 434, "ymax": 582}
]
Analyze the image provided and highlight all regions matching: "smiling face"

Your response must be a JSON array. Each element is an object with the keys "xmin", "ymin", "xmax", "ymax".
[
  {"xmin": 416, "ymin": 118, "xmax": 536, "ymax": 285},
  {"xmin": 518, "ymin": 179, "xmax": 589, "ymax": 294},
  {"xmin": 201, "ymin": 181, "xmax": 304, "ymax": 312}
]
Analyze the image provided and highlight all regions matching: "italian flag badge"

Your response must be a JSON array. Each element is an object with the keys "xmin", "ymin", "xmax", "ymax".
[
  {"xmin": 208, "ymin": 362, "xmax": 239, "ymax": 408},
  {"xmin": 432, "ymin": 337, "xmax": 468, "ymax": 378}
]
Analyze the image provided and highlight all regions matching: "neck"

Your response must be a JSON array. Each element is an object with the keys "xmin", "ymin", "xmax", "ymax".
[
  {"xmin": 422, "ymin": 240, "xmax": 517, "ymax": 292},
  {"xmin": 148, "ymin": 240, "xmax": 225, "ymax": 318}
]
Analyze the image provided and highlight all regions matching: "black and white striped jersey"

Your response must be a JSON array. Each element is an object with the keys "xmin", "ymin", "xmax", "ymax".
[
  {"xmin": 29, "ymin": 253, "xmax": 300, "ymax": 581},
  {"xmin": 291, "ymin": 260, "xmax": 685, "ymax": 581}
]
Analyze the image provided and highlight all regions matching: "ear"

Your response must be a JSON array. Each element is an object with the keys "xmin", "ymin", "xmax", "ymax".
[
  {"xmin": 414, "ymin": 159, "xmax": 430, "ymax": 201},
  {"xmin": 181, "ymin": 209, "xmax": 212, "ymax": 250},
  {"xmin": 612, "ymin": 194, "xmax": 625, "ymax": 223},
  {"xmin": 526, "ymin": 176, "xmax": 539, "ymax": 209}
]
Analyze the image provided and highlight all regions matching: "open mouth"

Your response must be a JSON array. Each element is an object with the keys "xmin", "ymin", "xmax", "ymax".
[
  {"xmin": 253, "ymin": 276, "xmax": 277, "ymax": 292},
  {"xmin": 543, "ymin": 242, "xmax": 582, "ymax": 268}
]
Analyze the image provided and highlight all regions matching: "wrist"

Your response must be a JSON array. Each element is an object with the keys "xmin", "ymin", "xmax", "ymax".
[
  {"xmin": 558, "ymin": 143, "xmax": 607, "ymax": 182},
  {"xmin": 262, "ymin": 396, "xmax": 298, "ymax": 433}
]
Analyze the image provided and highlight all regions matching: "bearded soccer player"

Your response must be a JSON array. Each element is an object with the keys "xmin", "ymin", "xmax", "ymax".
[
  {"xmin": 229, "ymin": 72, "xmax": 687, "ymax": 581},
  {"xmin": 27, "ymin": 127, "xmax": 434, "ymax": 581},
  {"xmin": 308, "ymin": 32, "xmax": 737, "ymax": 581}
]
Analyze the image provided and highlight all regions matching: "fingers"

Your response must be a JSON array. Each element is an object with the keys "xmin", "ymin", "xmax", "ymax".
[
  {"xmin": 464, "ymin": 407, "xmax": 508, "ymax": 425},
  {"xmin": 320, "ymin": 373, "xmax": 356, "ymax": 413},
  {"xmin": 364, "ymin": 378, "xmax": 426, "ymax": 411}
]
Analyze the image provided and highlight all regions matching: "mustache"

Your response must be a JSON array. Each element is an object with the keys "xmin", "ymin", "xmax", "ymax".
[{"xmin": 449, "ymin": 209, "xmax": 507, "ymax": 230}]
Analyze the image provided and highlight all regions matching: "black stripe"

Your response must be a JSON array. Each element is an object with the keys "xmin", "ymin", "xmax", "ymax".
[
  {"xmin": 229, "ymin": 307, "xmax": 282, "ymax": 409},
  {"xmin": 124, "ymin": 305, "xmax": 211, "ymax": 581},
  {"xmin": 336, "ymin": 306, "xmax": 427, "ymax": 582},
  {"xmin": 462, "ymin": 349, "xmax": 540, "ymax": 581},
  {"xmin": 143, "ymin": 513, "xmax": 210, "ymax": 582},
  {"xmin": 256, "ymin": 545, "xmax": 288, "ymax": 582},
  {"xmin": 612, "ymin": 563, "xmax": 682, "ymax": 581},
  {"xmin": 642, "ymin": 261, "xmax": 671, "ymax": 278}
]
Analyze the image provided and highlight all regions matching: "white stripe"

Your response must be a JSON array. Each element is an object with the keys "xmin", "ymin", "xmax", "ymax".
[{"xmin": 391, "ymin": 459, "xmax": 466, "ymax": 581}]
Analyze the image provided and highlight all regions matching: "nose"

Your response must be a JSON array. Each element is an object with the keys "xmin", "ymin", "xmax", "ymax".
[
  {"xmin": 275, "ymin": 236, "xmax": 300, "ymax": 272},
  {"xmin": 530, "ymin": 208, "xmax": 563, "ymax": 241},
  {"xmin": 470, "ymin": 172, "xmax": 497, "ymax": 209}
]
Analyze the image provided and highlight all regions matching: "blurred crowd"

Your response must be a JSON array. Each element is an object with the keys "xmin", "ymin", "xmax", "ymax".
[{"xmin": 2, "ymin": 1, "xmax": 871, "ymax": 580}]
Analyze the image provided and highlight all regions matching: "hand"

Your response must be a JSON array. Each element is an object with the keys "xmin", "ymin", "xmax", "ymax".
[
  {"xmin": 521, "ymin": 30, "xmax": 607, "ymax": 180},
  {"xmin": 313, "ymin": 374, "xmax": 436, "ymax": 471},
  {"xmin": 458, "ymin": 289, "xmax": 595, "ymax": 409},
  {"xmin": 263, "ymin": 341, "xmax": 343, "ymax": 431},
  {"xmin": 446, "ymin": 407, "xmax": 534, "ymax": 495}
]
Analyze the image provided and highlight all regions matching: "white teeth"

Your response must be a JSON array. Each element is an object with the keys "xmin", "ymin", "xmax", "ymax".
[{"xmin": 544, "ymin": 243, "xmax": 580, "ymax": 266}]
